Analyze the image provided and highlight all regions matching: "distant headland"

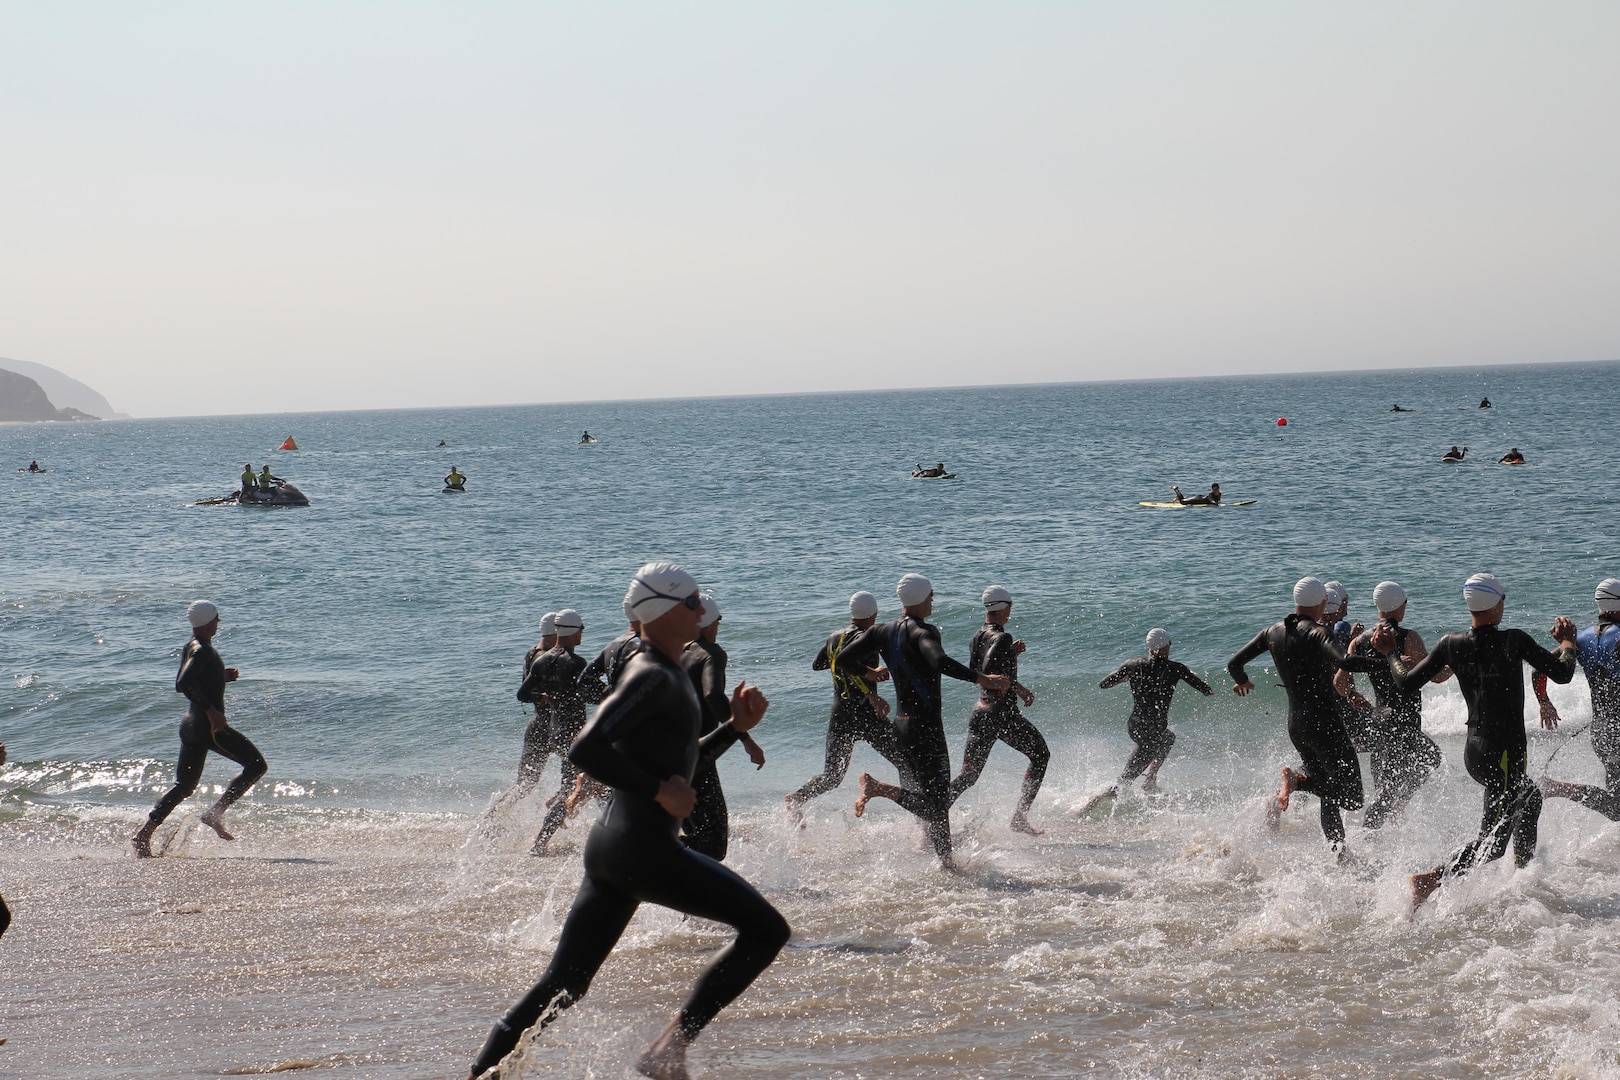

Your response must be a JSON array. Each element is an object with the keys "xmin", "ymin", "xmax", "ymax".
[{"xmin": 0, "ymin": 358, "xmax": 125, "ymax": 422}]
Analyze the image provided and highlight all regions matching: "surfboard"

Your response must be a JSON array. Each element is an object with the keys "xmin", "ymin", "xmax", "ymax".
[{"xmin": 1138, "ymin": 499, "xmax": 1256, "ymax": 508}]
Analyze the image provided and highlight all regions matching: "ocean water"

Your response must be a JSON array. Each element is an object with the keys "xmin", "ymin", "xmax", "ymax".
[{"xmin": 3, "ymin": 361, "xmax": 1619, "ymax": 1078}]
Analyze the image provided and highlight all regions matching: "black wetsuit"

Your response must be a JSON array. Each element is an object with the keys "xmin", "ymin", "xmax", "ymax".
[
  {"xmin": 577, "ymin": 630, "xmax": 642, "ymax": 701},
  {"xmin": 514, "ymin": 640, "xmax": 556, "ymax": 787},
  {"xmin": 1098, "ymin": 656, "xmax": 1213, "ymax": 784},
  {"xmin": 1392, "ymin": 624, "xmax": 1577, "ymax": 877},
  {"xmin": 947, "ymin": 623, "xmax": 1049, "ymax": 815},
  {"xmin": 1563, "ymin": 621, "xmax": 1620, "ymax": 819},
  {"xmin": 0, "ymin": 890, "xmax": 9, "ymax": 940},
  {"xmin": 1228, "ymin": 614, "xmax": 1378, "ymax": 846},
  {"xmin": 790, "ymin": 625, "xmax": 906, "ymax": 805},
  {"xmin": 681, "ymin": 637, "xmax": 741, "ymax": 861},
  {"xmin": 469, "ymin": 648, "xmax": 790, "ymax": 1077},
  {"xmin": 145, "ymin": 636, "xmax": 267, "ymax": 829},
  {"xmin": 520, "ymin": 644, "xmax": 598, "ymax": 851},
  {"xmin": 842, "ymin": 616, "xmax": 980, "ymax": 863},
  {"xmin": 1347, "ymin": 620, "xmax": 1442, "ymax": 828}
]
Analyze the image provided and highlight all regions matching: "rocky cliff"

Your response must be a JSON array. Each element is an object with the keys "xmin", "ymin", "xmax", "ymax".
[{"xmin": 0, "ymin": 368, "xmax": 101, "ymax": 421}]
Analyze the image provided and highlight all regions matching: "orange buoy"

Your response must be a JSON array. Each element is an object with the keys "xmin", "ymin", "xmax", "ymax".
[
  {"xmin": 278, "ymin": 436, "xmax": 298, "ymax": 450},
  {"xmin": 1276, "ymin": 418, "xmax": 1288, "ymax": 426}
]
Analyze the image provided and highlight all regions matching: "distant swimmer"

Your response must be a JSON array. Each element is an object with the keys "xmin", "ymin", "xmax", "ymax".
[
  {"xmin": 946, "ymin": 586, "xmax": 1048, "ymax": 835},
  {"xmin": 1480, "ymin": 397, "xmax": 1492, "ymax": 409},
  {"xmin": 579, "ymin": 430, "xmax": 597, "ymax": 444},
  {"xmin": 519, "ymin": 609, "xmax": 602, "ymax": 856},
  {"xmin": 1228, "ymin": 577, "xmax": 1381, "ymax": 857},
  {"xmin": 1171, "ymin": 483, "xmax": 1221, "ymax": 506},
  {"xmin": 680, "ymin": 593, "xmax": 764, "ymax": 861},
  {"xmin": 1537, "ymin": 579, "xmax": 1620, "ymax": 821},
  {"xmin": 1390, "ymin": 405, "xmax": 1413, "ymax": 413},
  {"xmin": 1337, "ymin": 581, "xmax": 1449, "ymax": 829},
  {"xmin": 444, "ymin": 466, "xmax": 467, "ymax": 491},
  {"xmin": 131, "ymin": 601, "xmax": 268, "ymax": 857},
  {"xmin": 1441, "ymin": 446, "xmax": 1467, "ymax": 462},
  {"xmin": 840, "ymin": 574, "xmax": 1009, "ymax": 870},
  {"xmin": 1498, "ymin": 448, "xmax": 1526, "ymax": 464},
  {"xmin": 466, "ymin": 563, "xmax": 788, "ymax": 1080},
  {"xmin": 1370, "ymin": 574, "xmax": 1578, "ymax": 908},
  {"xmin": 27, "ymin": 460, "xmax": 43, "ymax": 472},
  {"xmin": 784, "ymin": 591, "xmax": 905, "ymax": 821},
  {"xmin": 912, "ymin": 462, "xmax": 949, "ymax": 478},
  {"xmin": 437, "ymin": 439, "xmax": 448, "ymax": 447},
  {"xmin": 1082, "ymin": 628, "xmax": 1213, "ymax": 813}
]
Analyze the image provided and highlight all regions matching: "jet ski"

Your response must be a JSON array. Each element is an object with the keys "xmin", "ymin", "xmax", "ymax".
[{"xmin": 236, "ymin": 480, "xmax": 310, "ymax": 506}]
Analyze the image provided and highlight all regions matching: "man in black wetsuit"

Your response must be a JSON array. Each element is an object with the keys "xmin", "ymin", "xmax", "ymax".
[
  {"xmin": 946, "ymin": 586, "xmax": 1047, "ymax": 835},
  {"xmin": 1334, "ymin": 581, "xmax": 1449, "ymax": 829},
  {"xmin": 467, "ymin": 562, "xmax": 788, "ymax": 1080},
  {"xmin": 681, "ymin": 594, "xmax": 765, "ymax": 861},
  {"xmin": 511, "ymin": 612, "xmax": 558, "ymax": 792},
  {"xmin": 1536, "ymin": 579, "xmax": 1620, "ymax": 820},
  {"xmin": 1228, "ymin": 577, "xmax": 1380, "ymax": 855},
  {"xmin": 1084, "ymin": 628, "xmax": 1213, "ymax": 812},
  {"xmin": 564, "ymin": 613, "xmax": 645, "ymax": 814},
  {"xmin": 1170, "ymin": 482, "xmax": 1221, "ymax": 505},
  {"xmin": 843, "ymin": 573, "xmax": 1009, "ymax": 870},
  {"xmin": 131, "ymin": 601, "xmax": 268, "ymax": 857},
  {"xmin": 520, "ymin": 609, "xmax": 603, "ymax": 856},
  {"xmin": 785, "ymin": 591, "xmax": 905, "ymax": 821},
  {"xmin": 0, "ymin": 740, "xmax": 8, "ymax": 941},
  {"xmin": 1369, "ymin": 573, "xmax": 1578, "ymax": 908}
]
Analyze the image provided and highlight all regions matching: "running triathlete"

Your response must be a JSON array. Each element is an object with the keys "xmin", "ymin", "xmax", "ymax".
[
  {"xmin": 1228, "ymin": 577, "xmax": 1380, "ymax": 856},
  {"xmin": 1369, "ymin": 573, "xmax": 1578, "ymax": 907},
  {"xmin": 512, "ymin": 612, "xmax": 559, "ymax": 792},
  {"xmin": 1082, "ymin": 628, "xmax": 1213, "ymax": 811},
  {"xmin": 520, "ymin": 610, "xmax": 602, "ymax": 855},
  {"xmin": 1538, "ymin": 578, "xmax": 1620, "ymax": 820},
  {"xmin": 841, "ymin": 574, "xmax": 1009, "ymax": 870},
  {"xmin": 784, "ymin": 591, "xmax": 905, "ymax": 820},
  {"xmin": 1336, "ymin": 581, "xmax": 1449, "ymax": 828},
  {"xmin": 0, "ymin": 740, "xmax": 8, "ymax": 941},
  {"xmin": 132, "ymin": 601, "xmax": 268, "ymax": 857},
  {"xmin": 681, "ymin": 594, "xmax": 764, "ymax": 861},
  {"xmin": 1170, "ymin": 483, "xmax": 1221, "ymax": 505},
  {"xmin": 466, "ymin": 563, "xmax": 788, "ymax": 1080},
  {"xmin": 946, "ymin": 586, "xmax": 1047, "ymax": 835}
]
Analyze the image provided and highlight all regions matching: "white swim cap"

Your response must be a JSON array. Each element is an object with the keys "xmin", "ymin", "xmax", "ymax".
[
  {"xmin": 982, "ymin": 585, "xmax": 1013, "ymax": 610},
  {"xmin": 849, "ymin": 591, "xmax": 879, "ymax": 619},
  {"xmin": 1372, "ymin": 581, "xmax": 1407, "ymax": 614},
  {"xmin": 1596, "ymin": 578, "xmax": 1620, "ymax": 614},
  {"xmin": 1293, "ymin": 577, "xmax": 1327, "ymax": 608},
  {"xmin": 186, "ymin": 600, "xmax": 219, "ymax": 628},
  {"xmin": 697, "ymin": 592, "xmax": 721, "ymax": 629},
  {"xmin": 538, "ymin": 612, "xmax": 557, "ymax": 635},
  {"xmin": 1146, "ymin": 628, "xmax": 1171, "ymax": 651},
  {"xmin": 1464, "ymin": 573, "xmax": 1506, "ymax": 612},
  {"xmin": 622, "ymin": 596, "xmax": 637, "ymax": 624},
  {"xmin": 553, "ymin": 608, "xmax": 584, "ymax": 633},
  {"xmin": 1324, "ymin": 581, "xmax": 1347, "ymax": 608},
  {"xmin": 896, "ymin": 573, "xmax": 933, "ymax": 607},
  {"xmin": 624, "ymin": 562, "xmax": 700, "ymax": 624}
]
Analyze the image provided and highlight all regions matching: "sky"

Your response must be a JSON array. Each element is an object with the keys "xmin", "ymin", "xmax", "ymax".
[{"xmin": 2, "ymin": 2, "xmax": 1618, "ymax": 418}]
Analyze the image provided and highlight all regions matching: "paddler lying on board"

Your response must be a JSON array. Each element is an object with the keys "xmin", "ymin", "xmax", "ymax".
[
  {"xmin": 913, "ymin": 462, "xmax": 948, "ymax": 478},
  {"xmin": 1498, "ymin": 448, "xmax": 1525, "ymax": 464},
  {"xmin": 1170, "ymin": 483, "xmax": 1221, "ymax": 506}
]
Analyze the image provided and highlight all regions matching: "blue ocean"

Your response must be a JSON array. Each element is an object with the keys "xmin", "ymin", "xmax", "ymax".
[{"xmin": 3, "ymin": 362, "xmax": 1619, "ymax": 1078}]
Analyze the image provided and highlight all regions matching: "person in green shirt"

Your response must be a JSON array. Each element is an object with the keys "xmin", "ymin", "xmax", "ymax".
[
  {"xmin": 258, "ymin": 464, "xmax": 277, "ymax": 492},
  {"xmin": 240, "ymin": 464, "xmax": 257, "ymax": 499},
  {"xmin": 444, "ymin": 466, "xmax": 467, "ymax": 490}
]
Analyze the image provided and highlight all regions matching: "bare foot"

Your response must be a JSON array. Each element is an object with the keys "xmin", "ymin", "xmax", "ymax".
[
  {"xmin": 1411, "ymin": 869, "xmax": 1443, "ymax": 910},
  {"xmin": 1076, "ymin": 787, "xmax": 1117, "ymax": 815},
  {"xmin": 131, "ymin": 828, "xmax": 155, "ymax": 858},
  {"xmin": 635, "ymin": 1019, "xmax": 691, "ymax": 1080},
  {"xmin": 1277, "ymin": 767, "xmax": 1297, "ymax": 813},
  {"xmin": 199, "ymin": 809, "xmax": 236, "ymax": 841},
  {"xmin": 1009, "ymin": 811, "xmax": 1044, "ymax": 836},
  {"xmin": 854, "ymin": 773, "xmax": 876, "ymax": 818}
]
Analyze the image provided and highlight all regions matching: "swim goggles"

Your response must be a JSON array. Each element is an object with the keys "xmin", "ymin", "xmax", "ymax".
[{"xmin": 631, "ymin": 578, "xmax": 704, "ymax": 613}]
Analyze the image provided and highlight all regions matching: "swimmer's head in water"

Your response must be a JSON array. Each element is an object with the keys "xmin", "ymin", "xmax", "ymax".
[
  {"xmin": 1596, "ymin": 578, "xmax": 1620, "ymax": 614},
  {"xmin": 849, "ymin": 591, "xmax": 879, "ymax": 620},
  {"xmin": 1293, "ymin": 577, "xmax": 1327, "ymax": 609},
  {"xmin": 625, "ymin": 562, "xmax": 701, "ymax": 624},
  {"xmin": 186, "ymin": 599, "xmax": 219, "ymax": 628},
  {"xmin": 1464, "ymin": 573, "xmax": 1506, "ymax": 612},
  {"xmin": 896, "ymin": 573, "xmax": 933, "ymax": 608},
  {"xmin": 1145, "ymin": 628, "xmax": 1171, "ymax": 653},
  {"xmin": 1373, "ymin": 581, "xmax": 1407, "ymax": 615}
]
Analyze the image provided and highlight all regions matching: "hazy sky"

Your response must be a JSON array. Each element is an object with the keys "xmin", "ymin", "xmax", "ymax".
[{"xmin": 3, "ymin": 3, "xmax": 1617, "ymax": 417}]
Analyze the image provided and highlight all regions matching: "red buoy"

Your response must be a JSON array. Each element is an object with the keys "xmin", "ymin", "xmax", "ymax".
[{"xmin": 1277, "ymin": 417, "xmax": 1288, "ymax": 426}]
